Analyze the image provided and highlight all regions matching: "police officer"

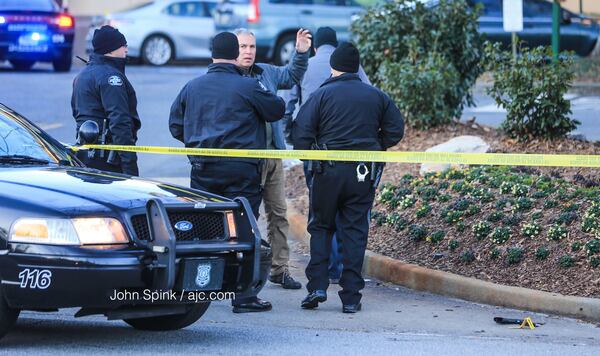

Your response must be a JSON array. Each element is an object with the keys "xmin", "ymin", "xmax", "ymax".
[
  {"xmin": 293, "ymin": 42, "xmax": 404, "ymax": 313},
  {"xmin": 169, "ymin": 32, "xmax": 285, "ymax": 313},
  {"xmin": 71, "ymin": 25, "xmax": 140, "ymax": 176}
]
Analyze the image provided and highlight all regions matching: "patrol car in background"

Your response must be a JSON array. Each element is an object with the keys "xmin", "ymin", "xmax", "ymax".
[
  {"xmin": 0, "ymin": 0, "xmax": 74, "ymax": 71},
  {"xmin": 0, "ymin": 103, "xmax": 271, "ymax": 339}
]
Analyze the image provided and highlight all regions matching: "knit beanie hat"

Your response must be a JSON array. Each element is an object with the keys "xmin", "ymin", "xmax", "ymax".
[
  {"xmin": 211, "ymin": 32, "xmax": 239, "ymax": 60},
  {"xmin": 330, "ymin": 42, "xmax": 360, "ymax": 74},
  {"xmin": 92, "ymin": 25, "xmax": 127, "ymax": 55}
]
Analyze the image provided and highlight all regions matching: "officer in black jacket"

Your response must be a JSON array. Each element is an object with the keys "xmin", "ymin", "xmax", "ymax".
[
  {"xmin": 169, "ymin": 32, "xmax": 285, "ymax": 314},
  {"xmin": 293, "ymin": 42, "xmax": 404, "ymax": 313},
  {"xmin": 71, "ymin": 25, "xmax": 140, "ymax": 176}
]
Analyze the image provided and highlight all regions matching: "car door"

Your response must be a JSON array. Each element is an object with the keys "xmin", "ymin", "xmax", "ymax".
[{"xmin": 164, "ymin": 1, "xmax": 215, "ymax": 59}]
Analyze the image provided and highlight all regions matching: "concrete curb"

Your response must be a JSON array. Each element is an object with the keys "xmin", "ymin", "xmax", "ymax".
[{"xmin": 287, "ymin": 200, "xmax": 600, "ymax": 323}]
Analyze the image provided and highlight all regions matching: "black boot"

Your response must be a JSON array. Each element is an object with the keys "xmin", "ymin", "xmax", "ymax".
[
  {"xmin": 232, "ymin": 297, "xmax": 272, "ymax": 313},
  {"xmin": 301, "ymin": 290, "xmax": 327, "ymax": 309},
  {"xmin": 269, "ymin": 269, "xmax": 302, "ymax": 289}
]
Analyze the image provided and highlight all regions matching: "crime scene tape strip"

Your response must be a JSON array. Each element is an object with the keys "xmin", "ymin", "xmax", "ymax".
[{"xmin": 76, "ymin": 144, "xmax": 600, "ymax": 168}]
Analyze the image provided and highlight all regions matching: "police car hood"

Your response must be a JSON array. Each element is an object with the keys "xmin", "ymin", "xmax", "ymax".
[{"xmin": 0, "ymin": 166, "xmax": 227, "ymax": 215}]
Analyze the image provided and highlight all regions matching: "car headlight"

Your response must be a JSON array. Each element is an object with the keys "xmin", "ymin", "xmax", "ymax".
[{"xmin": 10, "ymin": 218, "xmax": 129, "ymax": 246}]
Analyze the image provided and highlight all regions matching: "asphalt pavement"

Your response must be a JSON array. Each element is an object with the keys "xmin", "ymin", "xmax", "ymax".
[{"xmin": 1, "ymin": 61, "xmax": 600, "ymax": 354}]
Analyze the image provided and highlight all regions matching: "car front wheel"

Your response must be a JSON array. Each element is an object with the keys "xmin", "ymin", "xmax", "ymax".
[
  {"xmin": 124, "ymin": 302, "xmax": 210, "ymax": 331},
  {"xmin": 274, "ymin": 34, "xmax": 296, "ymax": 66},
  {"xmin": 0, "ymin": 289, "xmax": 20, "ymax": 340},
  {"xmin": 141, "ymin": 35, "xmax": 174, "ymax": 66}
]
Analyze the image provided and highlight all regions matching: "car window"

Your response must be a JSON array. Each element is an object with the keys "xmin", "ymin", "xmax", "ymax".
[
  {"xmin": 165, "ymin": 1, "xmax": 205, "ymax": 17},
  {"xmin": 204, "ymin": 2, "xmax": 217, "ymax": 17},
  {"xmin": 524, "ymin": 0, "xmax": 552, "ymax": 18},
  {"xmin": 268, "ymin": 0, "xmax": 313, "ymax": 4},
  {"xmin": 0, "ymin": 112, "xmax": 58, "ymax": 161},
  {"xmin": 0, "ymin": 0, "xmax": 59, "ymax": 11},
  {"xmin": 469, "ymin": 0, "xmax": 502, "ymax": 17}
]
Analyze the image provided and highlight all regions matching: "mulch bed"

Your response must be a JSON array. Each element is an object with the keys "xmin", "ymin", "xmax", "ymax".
[{"xmin": 285, "ymin": 122, "xmax": 600, "ymax": 298}]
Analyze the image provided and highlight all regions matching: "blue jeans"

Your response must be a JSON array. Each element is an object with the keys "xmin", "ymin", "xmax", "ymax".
[{"xmin": 304, "ymin": 161, "xmax": 343, "ymax": 280}]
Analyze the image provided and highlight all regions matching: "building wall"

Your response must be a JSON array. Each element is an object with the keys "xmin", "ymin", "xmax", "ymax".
[
  {"xmin": 66, "ymin": 0, "xmax": 153, "ymax": 16},
  {"xmin": 563, "ymin": 0, "xmax": 600, "ymax": 15}
]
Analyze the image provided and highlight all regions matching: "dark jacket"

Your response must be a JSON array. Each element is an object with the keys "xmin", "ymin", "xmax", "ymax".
[
  {"xmin": 292, "ymin": 73, "xmax": 404, "ymax": 151},
  {"xmin": 71, "ymin": 53, "xmax": 141, "ymax": 176},
  {"xmin": 169, "ymin": 63, "xmax": 285, "ymax": 164}
]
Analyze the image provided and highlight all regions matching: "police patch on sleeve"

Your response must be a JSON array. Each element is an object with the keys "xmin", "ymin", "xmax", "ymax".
[
  {"xmin": 108, "ymin": 75, "xmax": 123, "ymax": 86},
  {"xmin": 257, "ymin": 80, "xmax": 268, "ymax": 92}
]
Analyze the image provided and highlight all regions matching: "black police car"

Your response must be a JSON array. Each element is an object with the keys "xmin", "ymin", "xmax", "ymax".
[
  {"xmin": 0, "ymin": 0, "xmax": 74, "ymax": 71},
  {"xmin": 0, "ymin": 103, "xmax": 271, "ymax": 339}
]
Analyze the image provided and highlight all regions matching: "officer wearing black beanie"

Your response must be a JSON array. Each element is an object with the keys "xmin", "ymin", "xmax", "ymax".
[
  {"xmin": 293, "ymin": 41, "xmax": 405, "ymax": 314},
  {"xmin": 72, "ymin": 25, "xmax": 141, "ymax": 176}
]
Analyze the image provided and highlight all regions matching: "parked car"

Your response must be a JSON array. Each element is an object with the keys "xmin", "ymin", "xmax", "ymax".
[
  {"xmin": 214, "ymin": 0, "xmax": 364, "ymax": 65},
  {"xmin": 468, "ymin": 0, "xmax": 599, "ymax": 56},
  {"xmin": 86, "ymin": 0, "xmax": 218, "ymax": 66},
  {"xmin": 0, "ymin": 0, "xmax": 74, "ymax": 71},
  {"xmin": 0, "ymin": 103, "xmax": 271, "ymax": 339}
]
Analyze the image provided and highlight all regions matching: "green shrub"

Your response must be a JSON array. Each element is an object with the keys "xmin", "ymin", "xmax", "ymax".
[
  {"xmin": 438, "ymin": 194, "xmax": 451, "ymax": 202},
  {"xmin": 571, "ymin": 241, "xmax": 583, "ymax": 252},
  {"xmin": 490, "ymin": 247, "xmax": 501, "ymax": 259},
  {"xmin": 559, "ymin": 255, "xmax": 575, "ymax": 268},
  {"xmin": 585, "ymin": 239, "xmax": 600, "ymax": 256},
  {"xmin": 544, "ymin": 199, "xmax": 558, "ymax": 209},
  {"xmin": 409, "ymin": 224, "xmax": 428, "ymax": 241},
  {"xmin": 487, "ymin": 211, "xmax": 504, "ymax": 223},
  {"xmin": 521, "ymin": 223, "xmax": 541, "ymax": 238},
  {"xmin": 512, "ymin": 197, "xmax": 533, "ymax": 212},
  {"xmin": 456, "ymin": 221, "xmax": 467, "ymax": 232},
  {"xmin": 448, "ymin": 239, "xmax": 459, "ymax": 251},
  {"xmin": 506, "ymin": 247, "xmax": 524, "ymax": 265},
  {"xmin": 491, "ymin": 227, "xmax": 512, "ymax": 244},
  {"xmin": 535, "ymin": 247, "xmax": 550, "ymax": 260},
  {"xmin": 372, "ymin": 211, "xmax": 387, "ymax": 226},
  {"xmin": 499, "ymin": 181, "xmax": 514, "ymax": 194},
  {"xmin": 466, "ymin": 205, "xmax": 481, "ymax": 217},
  {"xmin": 531, "ymin": 211, "xmax": 543, "ymax": 221},
  {"xmin": 547, "ymin": 224, "xmax": 568, "ymax": 241},
  {"xmin": 352, "ymin": 0, "xmax": 484, "ymax": 129},
  {"xmin": 473, "ymin": 221, "xmax": 492, "ymax": 240},
  {"xmin": 556, "ymin": 211, "xmax": 578, "ymax": 226},
  {"xmin": 416, "ymin": 204, "xmax": 432, "ymax": 218},
  {"xmin": 428, "ymin": 230, "xmax": 446, "ymax": 244},
  {"xmin": 590, "ymin": 257, "xmax": 600, "ymax": 268},
  {"xmin": 386, "ymin": 213, "xmax": 408, "ymax": 231},
  {"xmin": 445, "ymin": 210, "xmax": 464, "ymax": 225},
  {"xmin": 503, "ymin": 214, "xmax": 522, "ymax": 227},
  {"xmin": 460, "ymin": 250, "xmax": 476, "ymax": 264},
  {"xmin": 511, "ymin": 184, "xmax": 529, "ymax": 197},
  {"xmin": 485, "ymin": 43, "xmax": 579, "ymax": 141},
  {"xmin": 400, "ymin": 195, "xmax": 417, "ymax": 209},
  {"xmin": 453, "ymin": 198, "xmax": 472, "ymax": 211},
  {"xmin": 532, "ymin": 191, "xmax": 549, "ymax": 199},
  {"xmin": 582, "ymin": 202, "xmax": 600, "ymax": 234}
]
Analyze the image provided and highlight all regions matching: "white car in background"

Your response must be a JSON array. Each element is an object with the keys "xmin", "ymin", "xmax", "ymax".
[{"xmin": 86, "ymin": 0, "xmax": 217, "ymax": 66}]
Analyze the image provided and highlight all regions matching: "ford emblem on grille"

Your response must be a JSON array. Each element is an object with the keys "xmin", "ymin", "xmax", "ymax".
[{"xmin": 174, "ymin": 221, "xmax": 193, "ymax": 232}]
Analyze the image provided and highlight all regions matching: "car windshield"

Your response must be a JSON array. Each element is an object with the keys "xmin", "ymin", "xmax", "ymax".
[
  {"xmin": 0, "ymin": 109, "xmax": 75, "ymax": 165},
  {"xmin": 0, "ymin": 0, "xmax": 59, "ymax": 12}
]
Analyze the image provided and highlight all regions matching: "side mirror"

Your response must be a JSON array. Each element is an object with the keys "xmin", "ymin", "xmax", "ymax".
[{"xmin": 77, "ymin": 120, "xmax": 99, "ymax": 145}]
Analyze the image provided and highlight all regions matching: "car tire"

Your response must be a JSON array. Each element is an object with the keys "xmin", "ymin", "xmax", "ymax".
[
  {"xmin": 9, "ymin": 60, "xmax": 35, "ymax": 71},
  {"xmin": 0, "ymin": 289, "xmax": 20, "ymax": 340},
  {"xmin": 141, "ymin": 35, "xmax": 174, "ymax": 66},
  {"xmin": 274, "ymin": 33, "xmax": 296, "ymax": 66},
  {"xmin": 123, "ymin": 302, "xmax": 210, "ymax": 331},
  {"xmin": 53, "ymin": 55, "xmax": 72, "ymax": 72}
]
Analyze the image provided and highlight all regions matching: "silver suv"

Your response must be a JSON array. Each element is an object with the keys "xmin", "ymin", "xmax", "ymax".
[{"xmin": 214, "ymin": 0, "xmax": 364, "ymax": 65}]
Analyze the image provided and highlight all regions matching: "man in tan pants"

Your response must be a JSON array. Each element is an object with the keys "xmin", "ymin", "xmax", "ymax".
[{"xmin": 235, "ymin": 28, "xmax": 310, "ymax": 289}]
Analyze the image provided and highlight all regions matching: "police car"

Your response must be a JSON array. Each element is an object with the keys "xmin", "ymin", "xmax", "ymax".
[
  {"xmin": 0, "ymin": 0, "xmax": 75, "ymax": 71},
  {"xmin": 0, "ymin": 103, "xmax": 271, "ymax": 339}
]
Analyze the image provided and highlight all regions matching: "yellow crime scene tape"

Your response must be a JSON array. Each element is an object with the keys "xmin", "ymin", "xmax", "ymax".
[{"xmin": 76, "ymin": 144, "xmax": 600, "ymax": 168}]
